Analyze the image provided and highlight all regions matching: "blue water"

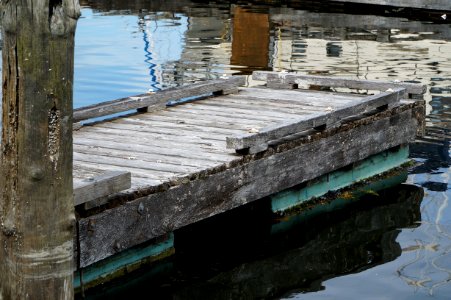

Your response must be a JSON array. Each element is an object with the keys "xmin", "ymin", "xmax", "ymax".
[
  {"xmin": 4, "ymin": 1, "xmax": 451, "ymax": 298},
  {"xmin": 71, "ymin": 3, "xmax": 451, "ymax": 298},
  {"xmin": 74, "ymin": 8, "xmax": 189, "ymax": 107}
]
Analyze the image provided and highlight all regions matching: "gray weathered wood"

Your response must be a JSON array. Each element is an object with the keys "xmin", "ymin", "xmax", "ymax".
[
  {"xmin": 74, "ymin": 136, "xmax": 234, "ymax": 162},
  {"xmin": 92, "ymin": 122, "xmax": 232, "ymax": 142},
  {"xmin": 77, "ymin": 104, "xmax": 421, "ymax": 267},
  {"xmin": 73, "ymin": 160, "xmax": 168, "ymax": 182},
  {"xmin": 73, "ymin": 76, "xmax": 246, "ymax": 122},
  {"xmin": 74, "ymin": 151, "xmax": 200, "ymax": 174},
  {"xmin": 77, "ymin": 127, "xmax": 227, "ymax": 152},
  {"xmin": 238, "ymin": 87, "xmax": 364, "ymax": 103},
  {"xmin": 134, "ymin": 113, "xmax": 266, "ymax": 131},
  {"xmin": 142, "ymin": 109, "xmax": 273, "ymax": 128},
  {"xmin": 177, "ymin": 102, "xmax": 302, "ymax": 121},
  {"xmin": 253, "ymin": 71, "xmax": 426, "ymax": 96},
  {"xmin": 74, "ymin": 171, "xmax": 131, "ymax": 206},
  {"xmin": 118, "ymin": 117, "xmax": 245, "ymax": 136},
  {"xmin": 226, "ymin": 88, "xmax": 406, "ymax": 152},
  {"xmin": 73, "ymin": 144, "xmax": 225, "ymax": 168},
  {"xmin": 0, "ymin": 1, "xmax": 80, "ymax": 298},
  {"xmin": 198, "ymin": 98, "xmax": 320, "ymax": 115}
]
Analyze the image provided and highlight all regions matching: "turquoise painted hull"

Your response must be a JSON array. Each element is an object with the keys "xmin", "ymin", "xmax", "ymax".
[{"xmin": 271, "ymin": 145, "xmax": 409, "ymax": 212}]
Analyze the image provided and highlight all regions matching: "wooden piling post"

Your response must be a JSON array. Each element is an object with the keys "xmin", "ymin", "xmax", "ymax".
[{"xmin": 0, "ymin": 1, "xmax": 80, "ymax": 298}]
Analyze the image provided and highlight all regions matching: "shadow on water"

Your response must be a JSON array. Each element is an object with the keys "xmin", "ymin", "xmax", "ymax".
[{"xmin": 79, "ymin": 182, "xmax": 423, "ymax": 299}]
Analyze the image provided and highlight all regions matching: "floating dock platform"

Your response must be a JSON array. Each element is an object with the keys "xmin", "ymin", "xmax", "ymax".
[{"xmin": 72, "ymin": 71, "xmax": 425, "ymax": 291}]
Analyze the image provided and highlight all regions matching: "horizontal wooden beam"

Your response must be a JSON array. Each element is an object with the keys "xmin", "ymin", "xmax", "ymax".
[
  {"xmin": 73, "ymin": 76, "xmax": 246, "ymax": 122},
  {"xmin": 73, "ymin": 171, "xmax": 131, "ymax": 206},
  {"xmin": 253, "ymin": 71, "xmax": 426, "ymax": 96},
  {"xmin": 226, "ymin": 88, "xmax": 406, "ymax": 152}
]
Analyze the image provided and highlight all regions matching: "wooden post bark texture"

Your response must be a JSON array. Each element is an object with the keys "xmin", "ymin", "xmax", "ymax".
[{"xmin": 0, "ymin": 1, "xmax": 80, "ymax": 298}]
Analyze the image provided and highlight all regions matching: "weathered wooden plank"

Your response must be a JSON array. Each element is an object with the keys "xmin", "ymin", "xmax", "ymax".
[
  {"xmin": 167, "ymin": 105, "xmax": 289, "ymax": 122},
  {"xmin": 199, "ymin": 97, "xmax": 336, "ymax": 114},
  {"xmin": 74, "ymin": 137, "xmax": 235, "ymax": 162},
  {"xmin": 118, "ymin": 117, "xmax": 245, "ymax": 136},
  {"xmin": 73, "ymin": 165, "xmax": 104, "ymax": 180},
  {"xmin": 237, "ymin": 87, "xmax": 363, "ymax": 104},
  {"xmin": 73, "ymin": 76, "xmax": 246, "ymax": 122},
  {"xmin": 73, "ymin": 160, "xmax": 169, "ymax": 183},
  {"xmin": 149, "ymin": 108, "xmax": 276, "ymax": 128},
  {"xmin": 244, "ymin": 86, "xmax": 360, "ymax": 105},
  {"xmin": 74, "ymin": 152, "xmax": 200, "ymax": 174},
  {"xmin": 136, "ymin": 111, "xmax": 270, "ymax": 130},
  {"xmin": 73, "ymin": 144, "xmax": 223, "ymax": 169},
  {"xmin": 73, "ymin": 171, "xmax": 131, "ymax": 206},
  {"xmin": 226, "ymin": 88, "xmax": 406, "ymax": 152},
  {"xmin": 178, "ymin": 102, "xmax": 306, "ymax": 120},
  {"xmin": 77, "ymin": 105, "xmax": 420, "ymax": 267},
  {"xmin": 92, "ymin": 122, "xmax": 234, "ymax": 142},
  {"xmin": 253, "ymin": 71, "xmax": 427, "ymax": 96},
  {"xmin": 77, "ymin": 127, "xmax": 227, "ymax": 152}
]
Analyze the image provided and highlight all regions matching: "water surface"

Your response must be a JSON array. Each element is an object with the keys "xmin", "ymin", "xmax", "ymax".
[{"xmin": 4, "ymin": 0, "xmax": 451, "ymax": 298}]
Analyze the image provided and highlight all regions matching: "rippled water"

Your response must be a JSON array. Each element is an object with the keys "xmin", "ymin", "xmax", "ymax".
[{"xmin": 3, "ymin": 0, "xmax": 451, "ymax": 299}]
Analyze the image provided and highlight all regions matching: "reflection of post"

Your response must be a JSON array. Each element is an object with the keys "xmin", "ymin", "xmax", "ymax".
[
  {"xmin": 138, "ymin": 15, "xmax": 161, "ymax": 93},
  {"xmin": 0, "ymin": 1, "xmax": 80, "ymax": 298},
  {"xmin": 231, "ymin": 6, "xmax": 270, "ymax": 73}
]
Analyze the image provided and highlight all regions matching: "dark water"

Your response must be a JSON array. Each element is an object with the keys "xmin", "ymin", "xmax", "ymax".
[
  {"xmin": 6, "ymin": 0, "xmax": 451, "ymax": 298},
  {"xmin": 83, "ymin": 179, "xmax": 426, "ymax": 299}
]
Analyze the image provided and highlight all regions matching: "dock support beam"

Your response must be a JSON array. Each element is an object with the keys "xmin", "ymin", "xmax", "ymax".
[{"xmin": 0, "ymin": 1, "xmax": 80, "ymax": 299}]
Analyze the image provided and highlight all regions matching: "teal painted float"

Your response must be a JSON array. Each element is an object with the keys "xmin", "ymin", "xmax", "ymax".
[
  {"xmin": 74, "ymin": 234, "xmax": 174, "ymax": 291},
  {"xmin": 270, "ymin": 171, "xmax": 409, "ymax": 235},
  {"xmin": 271, "ymin": 145, "xmax": 410, "ymax": 212}
]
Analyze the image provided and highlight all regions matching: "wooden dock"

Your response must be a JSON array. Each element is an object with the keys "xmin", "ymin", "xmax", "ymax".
[{"xmin": 72, "ymin": 71, "xmax": 426, "ymax": 290}]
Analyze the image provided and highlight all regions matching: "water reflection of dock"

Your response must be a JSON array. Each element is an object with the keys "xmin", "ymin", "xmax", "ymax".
[
  {"xmin": 82, "ymin": 180, "xmax": 424, "ymax": 298},
  {"xmin": 173, "ymin": 183, "xmax": 423, "ymax": 299}
]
